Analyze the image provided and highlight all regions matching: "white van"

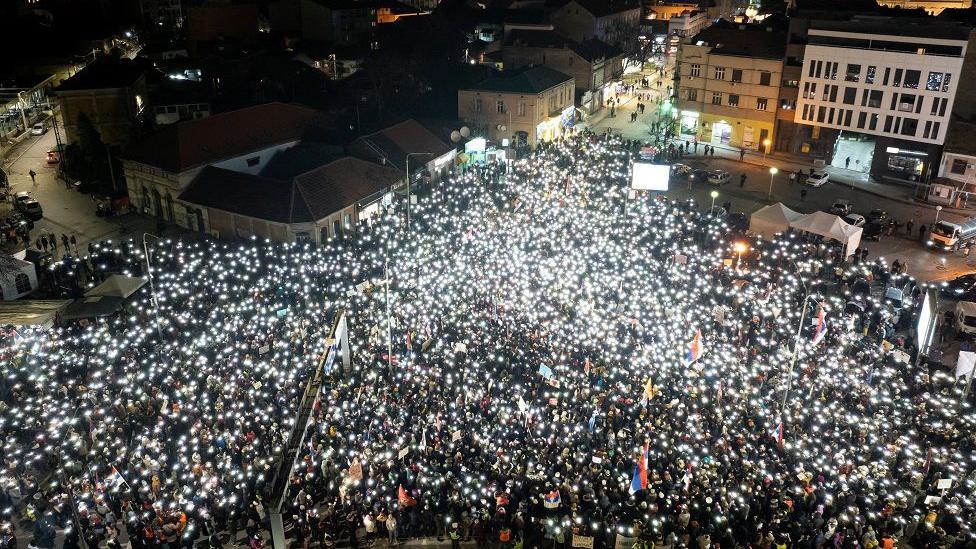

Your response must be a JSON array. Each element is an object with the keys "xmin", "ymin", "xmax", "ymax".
[{"xmin": 955, "ymin": 301, "xmax": 976, "ymax": 336}]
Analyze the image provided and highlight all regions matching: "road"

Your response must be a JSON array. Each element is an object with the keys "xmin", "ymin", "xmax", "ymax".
[
  {"xmin": 591, "ymin": 62, "xmax": 975, "ymax": 283},
  {"xmin": 1, "ymin": 117, "xmax": 155, "ymax": 256}
]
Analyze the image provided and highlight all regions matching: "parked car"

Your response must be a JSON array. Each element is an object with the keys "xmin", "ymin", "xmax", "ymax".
[
  {"xmin": 671, "ymin": 163, "xmax": 692, "ymax": 177},
  {"xmin": 940, "ymin": 273, "xmax": 976, "ymax": 301},
  {"xmin": 13, "ymin": 191, "xmax": 42, "ymax": 220},
  {"xmin": 862, "ymin": 221, "xmax": 884, "ymax": 241},
  {"xmin": 866, "ymin": 209, "xmax": 889, "ymax": 224},
  {"xmin": 30, "ymin": 122, "xmax": 46, "ymax": 135},
  {"xmin": 843, "ymin": 213, "xmax": 866, "ymax": 227},
  {"xmin": 707, "ymin": 170, "xmax": 731, "ymax": 186},
  {"xmin": 806, "ymin": 171, "xmax": 830, "ymax": 187},
  {"xmin": 46, "ymin": 146, "xmax": 62, "ymax": 164},
  {"xmin": 2, "ymin": 211, "xmax": 33, "ymax": 231},
  {"xmin": 829, "ymin": 199, "xmax": 852, "ymax": 216}
]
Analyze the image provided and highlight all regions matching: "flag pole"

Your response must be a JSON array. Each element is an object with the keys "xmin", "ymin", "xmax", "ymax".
[{"xmin": 781, "ymin": 277, "xmax": 814, "ymax": 413}]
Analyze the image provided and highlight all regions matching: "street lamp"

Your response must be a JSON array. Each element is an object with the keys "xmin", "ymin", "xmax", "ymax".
[
  {"xmin": 935, "ymin": 205, "xmax": 943, "ymax": 226},
  {"xmin": 142, "ymin": 233, "xmax": 165, "ymax": 341},
  {"xmin": 405, "ymin": 152, "xmax": 433, "ymax": 233},
  {"xmin": 733, "ymin": 241, "xmax": 748, "ymax": 270},
  {"xmin": 762, "ymin": 138, "xmax": 772, "ymax": 164},
  {"xmin": 767, "ymin": 167, "xmax": 778, "ymax": 200},
  {"xmin": 710, "ymin": 190, "xmax": 719, "ymax": 211}
]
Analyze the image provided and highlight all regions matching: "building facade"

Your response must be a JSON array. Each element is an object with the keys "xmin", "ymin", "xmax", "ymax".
[
  {"xmin": 54, "ymin": 58, "xmax": 148, "ymax": 146},
  {"xmin": 876, "ymin": 0, "xmax": 971, "ymax": 15},
  {"xmin": 458, "ymin": 66, "xmax": 576, "ymax": 149},
  {"xmin": 675, "ymin": 22, "xmax": 786, "ymax": 151},
  {"xmin": 792, "ymin": 19, "xmax": 969, "ymax": 182},
  {"xmin": 550, "ymin": 0, "xmax": 641, "ymax": 52}
]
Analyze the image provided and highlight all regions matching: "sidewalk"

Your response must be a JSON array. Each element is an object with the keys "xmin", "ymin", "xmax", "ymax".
[{"xmin": 675, "ymin": 140, "xmax": 971, "ymax": 216}]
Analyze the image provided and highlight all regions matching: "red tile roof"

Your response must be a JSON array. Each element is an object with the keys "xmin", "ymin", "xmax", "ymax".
[{"xmin": 123, "ymin": 102, "xmax": 329, "ymax": 173}]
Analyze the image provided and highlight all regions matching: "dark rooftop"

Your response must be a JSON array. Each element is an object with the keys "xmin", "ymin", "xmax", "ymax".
[
  {"xmin": 564, "ymin": 0, "xmax": 640, "ymax": 17},
  {"xmin": 466, "ymin": 65, "xmax": 574, "ymax": 94},
  {"xmin": 350, "ymin": 119, "xmax": 455, "ymax": 171},
  {"xmin": 505, "ymin": 29, "xmax": 623, "ymax": 61},
  {"xmin": 809, "ymin": 16, "xmax": 971, "ymax": 41},
  {"xmin": 54, "ymin": 57, "xmax": 146, "ymax": 92},
  {"xmin": 689, "ymin": 20, "xmax": 788, "ymax": 59},
  {"xmin": 179, "ymin": 157, "xmax": 403, "ymax": 223}
]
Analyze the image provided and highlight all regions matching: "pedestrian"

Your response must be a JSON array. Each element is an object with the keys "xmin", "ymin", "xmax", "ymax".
[
  {"xmin": 739, "ymin": 173, "xmax": 747, "ymax": 187},
  {"xmin": 70, "ymin": 234, "xmax": 77, "ymax": 251},
  {"xmin": 61, "ymin": 234, "xmax": 69, "ymax": 249},
  {"xmin": 789, "ymin": 171, "xmax": 796, "ymax": 185},
  {"xmin": 710, "ymin": 146, "xmax": 715, "ymax": 157},
  {"xmin": 386, "ymin": 513, "xmax": 397, "ymax": 546},
  {"xmin": 28, "ymin": 169, "xmax": 36, "ymax": 183},
  {"xmin": 906, "ymin": 219, "xmax": 914, "ymax": 235},
  {"xmin": 739, "ymin": 149, "xmax": 745, "ymax": 162},
  {"xmin": 919, "ymin": 224, "xmax": 927, "ymax": 240},
  {"xmin": 845, "ymin": 156, "xmax": 851, "ymax": 169}
]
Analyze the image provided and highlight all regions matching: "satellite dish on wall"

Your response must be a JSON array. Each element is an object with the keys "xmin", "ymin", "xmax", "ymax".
[
  {"xmin": 450, "ymin": 130, "xmax": 462, "ymax": 142},
  {"xmin": 460, "ymin": 126, "xmax": 471, "ymax": 138}
]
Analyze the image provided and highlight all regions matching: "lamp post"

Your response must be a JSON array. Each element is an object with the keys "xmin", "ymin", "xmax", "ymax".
[
  {"xmin": 710, "ymin": 190, "xmax": 719, "ymax": 211},
  {"xmin": 405, "ymin": 152, "xmax": 433, "ymax": 233},
  {"xmin": 142, "ymin": 233, "xmax": 165, "ymax": 341},
  {"xmin": 762, "ymin": 138, "xmax": 772, "ymax": 164},
  {"xmin": 733, "ymin": 241, "xmax": 748, "ymax": 270},
  {"xmin": 935, "ymin": 205, "xmax": 943, "ymax": 226},
  {"xmin": 767, "ymin": 167, "xmax": 778, "ymax": 200},
  {"xmin": 782, "ymin": 276, "xmax": 816, "ymax": 412}
]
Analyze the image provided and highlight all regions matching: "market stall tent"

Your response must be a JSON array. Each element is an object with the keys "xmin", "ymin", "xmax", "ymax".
[
  {"xmin": 0, "ymin": 300, "xmax": 71, "ymax": 327},
  {"xmin": 790, "ymin": 211, "xmax": 862, "ymax": 257},
  {"xmin": 85, "ymin": 274, "xmax": 146, "ymax": 299},
  {"xmin": 749, "ymin": 202, "xmax": 802, "ymax": 238}
]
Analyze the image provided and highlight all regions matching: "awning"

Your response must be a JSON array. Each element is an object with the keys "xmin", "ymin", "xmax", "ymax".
[
  {"xmin": 0, "ymin": 300, "xmax": 71, "ymax": 327},
  {"xmin": 85, "ymin": 274, "xmax": 146, "ymax": 299},
  {"xmin": 748, "ymin": 202, "xmax": 802, "ymax": 239},
  {"xmin": 61, "ymin": 296, "xmax": 126, "ymax": 320}
]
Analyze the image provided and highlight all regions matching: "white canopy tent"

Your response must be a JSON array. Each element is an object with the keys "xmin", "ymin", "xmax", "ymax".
[
  {"xmin": 790, "ymin": 211, "xmax": 863, "ymax": 257},
  {"xmin": 85, "ymin": 275, "xmax": 146, "ymax": 299},
  {"xmin": 749, "ymin": 202, "xmax": 803, "ymax": 239}
]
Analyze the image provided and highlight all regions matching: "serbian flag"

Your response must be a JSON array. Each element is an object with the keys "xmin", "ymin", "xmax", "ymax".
[
  {"xmin": 685, "ymin": 329, "xmax": 703, "ymax": 364},
  {"xmin": 629, "ymin": 442, "xmax": 650, "ymax": 493},
  {"xmin": 812, "ymin": 307, "xmax": 828, "ymax": 344},
  {"xmin": 109, "ymin": 466, "xmax": 127, "ymax": 488},
  {"xmin": 543, "ymin": 490, "xmax": 561, "ymax": 508},
  {"xmin": 398, "ymin": 484, "xmax": 417, "ymax": 507},
  {"xmin": 771, "ymin": 422, "xmax": 784, "ymax": 449}
]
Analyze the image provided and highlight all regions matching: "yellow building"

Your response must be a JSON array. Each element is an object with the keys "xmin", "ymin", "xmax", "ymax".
[{"xmin": 674, "ymin": 20, "xmax": 786, "ymax": 152}]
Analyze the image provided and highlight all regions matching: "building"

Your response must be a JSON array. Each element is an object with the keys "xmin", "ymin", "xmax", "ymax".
[
  {"xmin": 121, "ymin": 102, "xmax": 331, "ymax": 232},
  {"xmin": 644, "ymin": 0, "xmax": 699, "ymax": 20},
  {"xmin": 550, "ymin": 0, "xmax": 641, "ymax": 52},
  {"xmin": 791, "ymin": 17, "xmax": 969, "ymax": 182},
  {"xmin": 150, "ymin": 82, "xmax": 211, "ymax": 125},
  {"xmin": 348, "ymin": 119, "xmax": 457, "ymax": 183},
  {"xmin": 458, "ymin": 66, "xmax": 576, "ymax": 149},
  {"xmin": 666, "ymin": 10, "xmax": 710, "ymax": 54},
  {"xmin": 184, "ymin": 3, "xmax": 260, "ymax": 52},
  {"xmin": 876, "ymin": 0, "xmax": 970, "ymax": 15},
  {"xmin": 675, "ymin": 21, "xmax": 787, "ymax": 152},
  {"xmin": 54, "ymin": 57, "xmax": 148, "ymax": 146},
  {"xmin": 269, "ymin": 0, "xmax": 392, "ymax": 45},
  {"xmin": 937, "ymin": 118, "xmax": 976, "ymax": 190},
  {"xmin": 502, "ymin": 29, "xmax": 624, "ymax": 114},
  {"xmin": 178, "ymin": 157, "xmax": 403, "ymax": 243}
]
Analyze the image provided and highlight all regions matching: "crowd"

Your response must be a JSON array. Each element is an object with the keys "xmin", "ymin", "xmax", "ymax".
[{"xmin": 1, "ymin": 131, "xmax": 975, "ymax": 549}]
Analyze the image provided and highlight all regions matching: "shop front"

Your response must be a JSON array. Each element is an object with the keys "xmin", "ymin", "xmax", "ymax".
[
  {"xmin": 536, "ymin": 106, "xmax": 576, "ymax": 145},
  {"xmin": 679, "ymin": 110, "xmax": 699, "ymax": 139},
  {"xmin": 711, "ymin": 120, "xmax": 732, "ymax": 145},
  {"xmin": 870, "ymin": 136, "xmax": 942, "ymax": 184}
]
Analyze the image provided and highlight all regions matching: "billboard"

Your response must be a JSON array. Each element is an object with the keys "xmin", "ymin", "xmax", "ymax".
[{"xmin": 631, "ymin": 162, "xmax": 670, "ymax": 191}]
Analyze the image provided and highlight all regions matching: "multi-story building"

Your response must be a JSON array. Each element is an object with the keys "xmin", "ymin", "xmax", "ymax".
[
  {"xmin": 666, "ymin": 10, "xmax": 710, "ymax": 54},
  {"xmin": 791, "ymin": 18, "xmax": 969, "ymax": 182},
  {"xmin": 458, "ymin": 66, "xmax": 576, "ymax": 149},
  {"xmin": 54, "ymin": 57, "xmax": 148, "ymax": 146},
  {"xmin": 502, "ymin": 29, "xmax": 624, "ymax": 114},
  {"xmin": 675, "ymin": 21, "xmax": 787, "ymax": 152},
  {"xmin": 644, "ymin": 0, "xmax": 698, "ymax": 20},
  {"xmin": 876, "ymin": 0, "xmax": 971, "ymax": 15},
  {"xmin": 937, "ymin": 118, "xmax": 976, "ymax": 190},
  {"xmin": 550, "ymin": 0, "xmax": 641, "ymax": 52}
]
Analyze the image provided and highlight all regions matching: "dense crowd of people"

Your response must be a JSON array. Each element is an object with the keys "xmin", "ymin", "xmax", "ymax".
[{"xmin": 1, "ymin": 132, "xmax": 975, "ymax": 549}]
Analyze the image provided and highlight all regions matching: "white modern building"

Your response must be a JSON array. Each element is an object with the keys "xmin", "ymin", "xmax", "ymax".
[{"xmin": 793, "ymin": 18, "xmax": 970, "ymax": 182}]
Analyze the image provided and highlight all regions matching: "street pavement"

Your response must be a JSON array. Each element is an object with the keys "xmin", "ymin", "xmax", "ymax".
[
  {"xmin": 589, "ymin": 63, "xmax": 975, "ymax": 283},
  {"xmin": 1, "ymin": 118, "xmax": 156, "ymax": 257}
]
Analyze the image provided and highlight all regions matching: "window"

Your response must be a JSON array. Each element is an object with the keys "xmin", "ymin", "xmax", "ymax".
[
  {"xmin": 903, "ymin": 70, "xmax": 920, "ymax": 89},
  {"xmin": 952, "ymin": 159, "xmax": 969, "ymax": 175},
  {"xmin": 940, "ymin": 98, "xmax": 948, "ymax": 117},
  {"xmin": 926, "ymin": 72, "xmax": 944, "ymax": 91},
  {"xmin": 883, "ymin": 67, "xmax": 890, "ymax": 86},
  {"xmin": 817, "ymin": 106, "xmax": 826, "ymax": 123},
  {"xmin": 808, "ymin": 60, "xmax": 816, "ymax": 78},
  {"xmin": 822, "ymin": 85, "xmax": 830, "ymax": 101},
  {"xmin": 828, "ymin": 108, "xmax": 835, "ymax": 124},
  {"xmin": 857, "ymin": 111, "xmax": 867, "ymax": 129},
  {"xmin": 246, "ymin": 156, "xmax": 260, "ymax": 167},
  {"xmin": 14, "ymin": 273, "xmax": 30, "ymax": 294},
  {"xmin": 901, "ymin": 118, "xmax": 918, "ymax": 136},
  {"xmin": 731, "ymin": 69, "xmax": 743, "ymax": 83},
  {"xmin": 829, "ymin": 86, "xmax": 838, "ymax": 102},
  {"xmin": 883, "ymin": 115, "xmax": 893, "ymax": 133},
  {"xmin": 344, "ymin": 213, "xmax": 352, "ymax": 228},
  {"xmin": 932, "ymin": 121, "xmax": 941, "ymax": 137},
  {"xmin": 714, "ymin": 67, "xmax": 726, "ymax": 80},
  {"xmin": 869, "ymin": 113, "xmax": 879, "ymax": 130},
  {"xmin": 931, "ymin": 97, "xmax": 940, "ymax": 115},
  {"xmin": 867, "ymin": 90, "xmax": 882, "ymax": 108},
  {"xmin": 518, "ymin": 102, "xmax": 526, "ymax": 116},
  {"xmin": 844, "ymin": 110, "xmax": 852, "ymax": 126},
  {"xmin": 475, "ymin": 98, "xmax": 483, "ymax": 113},
  {"xmin": 690, "ymin": 64, "xmax": 701, "ymax": 77},
  {"xmin": 843, "ymin": 87, "xmax": 856, "ymax": 105},
  {"xmin": 780, "ymin": 98, "xmax": 796, "ymax": 110},
  {"xmin": 893, "ymin": 68, "xmax": 902, "ymax": 87},
  {"xmin": 866, "ymin": 65, "xmax": 876, "ymax": 84},
  {"xmin": 757, "ymin": 97, "xmax": 768, "ymax": 110},
  {"xmin": 712, "ymin": 92, "xmax": 722, "ymax": 105},
  {"xmin": 845, "ymin": 63, "xmax": 861, "ymax": 82},
  {"xmin": 924, "ymin": 120, "xmax": 933, "ymax": 139},
  {"xmin": 898, "ymin": 94, "xmax": 915, "ymax": 112},
  {"xmin": 759, "ymin": 72, "xmax": 771, "ymax": 86},
  {"xmin": 828, "ymin": 62, "xmax": 838, "ymax": 80},
  {"xmin": 687, "ymin": 89, "xmax": 698, "ymax": 102},
  {"xmin": 727, "ymin": 94, "xmax": 739, "ymax": 107},
  {"xmin": 890, "ymin": 93, "xmax": 898, "ymax": 110},
  {"xmin": 943, "ymin": 73, "xmax": 952, "ymax": 92},
  {"xmin": 802, "ymin": 104, "xmax": 810, "ymax": 119},
  {"xmin": 496, "ymin": 100, "xmax": 505, "ymax": 113}
]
